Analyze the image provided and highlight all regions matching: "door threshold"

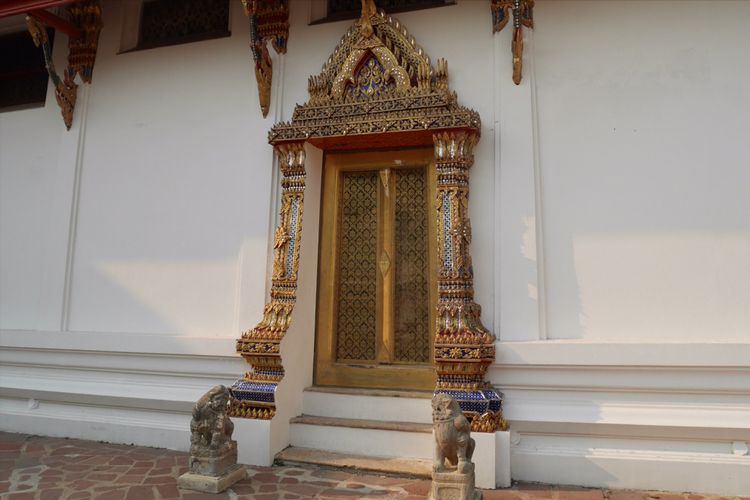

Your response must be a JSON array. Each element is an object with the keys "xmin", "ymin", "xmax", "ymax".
[{"xmin": 305, "ymin": 385, "xmax": 433, "ymax": 399}]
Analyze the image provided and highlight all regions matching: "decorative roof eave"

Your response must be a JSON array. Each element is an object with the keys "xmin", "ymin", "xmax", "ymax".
[
  {"xmin": 25, "ymin": 0, "xmax": 102, "ymax": 130},
  {"xmin": 241, "ymin": 0, "xmax": 289, "ymax": 118},
  {"xmin": 491, "ymin": 0, "xmax": 534, "ymax": 85}
]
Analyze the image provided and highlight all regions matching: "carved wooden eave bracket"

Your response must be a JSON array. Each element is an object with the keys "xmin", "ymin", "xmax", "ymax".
[
  {"xmin": 231, "ymin": 0, "xmax": 506, "ymax": 432},
  {"xmin": 491, "ymin": 0, "xmax": 534, "ymax": 85},
  {"xmin": 241, "ymin": 0, "xmax": 290, "ymax": 118},
  {"xmin": 23, "ymin": 0, "xmax": 102, "ymax": 129}
]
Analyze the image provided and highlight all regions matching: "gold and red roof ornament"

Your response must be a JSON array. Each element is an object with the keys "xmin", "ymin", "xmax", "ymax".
[
  {"xmin": 11, "ymin": 0, "xmax": 103, "ymax": 129},
  {"xmin": 26, "ymin": 13, "xmax": 77, "ymax": 129},
  {"xmin": 241, "ymin": 0, "xmax": 290, "ymax": 118},
  {"xmin": 66, "ymin": 0, "xmax": 102, "ymax": 84},
  {"xmin": 491, "ymin": 0, "xmax": 534, "ymax": 85}
]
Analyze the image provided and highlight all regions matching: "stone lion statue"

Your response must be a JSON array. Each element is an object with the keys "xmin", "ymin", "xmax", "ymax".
[
  {"xmin": 190, "ymin": 385, "xmax": 233, "ymax": 457},
  {"xmin": 432, "ymin": 393, "xmax": 475, "ymax": 474}
]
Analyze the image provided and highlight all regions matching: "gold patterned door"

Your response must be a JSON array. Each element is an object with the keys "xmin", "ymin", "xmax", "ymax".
[{"xmin": 315, "ymin": 148, "xmax": 437, "ymax": 391}]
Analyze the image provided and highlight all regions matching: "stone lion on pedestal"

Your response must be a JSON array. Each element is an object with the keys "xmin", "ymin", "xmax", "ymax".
[
  {"xmin": 431, "ymin": 392, "xmax": 476, "ymax": 474},
  {"xmin": 190, "ymin": 385, "xmax": 234, "ymax": 457},
  {"xmin": 179, "ymin": 385, "xmax": 245, "ymax": 493}
]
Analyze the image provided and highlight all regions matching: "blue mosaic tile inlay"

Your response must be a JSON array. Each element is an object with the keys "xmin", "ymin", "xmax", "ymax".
[
  {"xmin": 442, "ymin": 191, "xmax": 452, "ymax": 271},
  {"xmin": 285, "ymin": 199, "xmax": 299, "ymax": 277},
  {"xmin": 434, "ymin": 388, "xmax": 503, "ymax": 415},
  {"xmin": 230, "ymin": 380, "xmax": 277, "ymax": 404}
]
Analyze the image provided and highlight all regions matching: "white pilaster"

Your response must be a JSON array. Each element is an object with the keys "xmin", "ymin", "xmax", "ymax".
[
  {"xmin": 493, "ymin": 25, "xmax": 546, "ymax": 341},
  {"xmin": 35, "ymin": 78, "xmax": 91, "ymax": 332}
]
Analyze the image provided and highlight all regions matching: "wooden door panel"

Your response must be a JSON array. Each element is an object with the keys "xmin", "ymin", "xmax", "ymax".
[{"xmin": 315, "ymin": 148, "xmax": 437, "ymax": 391}]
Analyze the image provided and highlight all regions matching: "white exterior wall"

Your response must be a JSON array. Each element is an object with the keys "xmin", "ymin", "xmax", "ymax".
[
  {"xmin": 0, "ymin": 0, "xmax": 268, "ymax": 454},
  {"xmin": 536, "ymin": 1, "xmax": 750, "ymax": 342},
  {"xmin": 490, "ymin": 0, "xmax": 750, "ymax": 495},
  {"xmin": 1, "ymin": 0, "xmax": 749, "ymax": 495}
]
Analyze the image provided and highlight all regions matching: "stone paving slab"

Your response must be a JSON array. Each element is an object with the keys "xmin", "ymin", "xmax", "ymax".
[{"xmin": 1, "ymin": 432, "xmax": 748, "ymax": 499}]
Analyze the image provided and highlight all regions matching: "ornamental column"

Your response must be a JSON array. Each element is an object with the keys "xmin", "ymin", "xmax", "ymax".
[
  {"xmin": 433, "ymin": 131, "xmax": 507, "ymax": 433},
  {"xmin": 230, "ymin": 142, "xmax": 306, "ymax": 419}
]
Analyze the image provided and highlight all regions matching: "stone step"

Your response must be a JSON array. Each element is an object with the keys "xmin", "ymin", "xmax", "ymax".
[
  {"xmin": 275, "ymin": 446, "xmax": 432, "ymax": 478},
  {"xmin": 301, "ymin": 386, "xmax": 433, "ymax": 424},
  {"xmin": 289, "ymin": 415, "xmax": 433, "ymax": 460}
]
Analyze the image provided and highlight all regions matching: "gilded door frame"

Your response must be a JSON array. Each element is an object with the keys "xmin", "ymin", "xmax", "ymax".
[{"xmin": 315, "ymin": 148, "xmax": 438, "ymax": 391}]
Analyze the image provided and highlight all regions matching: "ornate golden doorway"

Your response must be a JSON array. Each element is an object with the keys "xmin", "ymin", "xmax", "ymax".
[
  {"xmin": 315, "ymin": 149, "xmax": 437, "ymax": 391},
  {"xmin": 231, "ymin": 0, "xmax": 506, "ymax": 432}
]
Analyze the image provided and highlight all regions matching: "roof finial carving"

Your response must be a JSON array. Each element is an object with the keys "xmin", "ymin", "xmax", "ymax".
[{"xmin": 359, "ymin": 0, "xmax": 378, "ymax": 37}]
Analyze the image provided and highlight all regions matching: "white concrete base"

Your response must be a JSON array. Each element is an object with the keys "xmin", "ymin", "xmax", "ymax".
[
  {"xmin": 494, "ymin": 341, "xmax": 750, "ymax": 496},
  {"xmin": 234, "ymin": 417, "xmax": 273, "ymax": 466},
  {"xmin": 511, "ymin": 433, "xmax": 750, "ymax": 497},
  {"xmin": 472, "ymin": 431, "xmax": 510, "ymax": 489}
]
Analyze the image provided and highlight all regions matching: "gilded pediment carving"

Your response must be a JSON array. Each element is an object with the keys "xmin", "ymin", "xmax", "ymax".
[{"xmin": 269, "ymin": 3, "xmax": 479, "ymax": 144}]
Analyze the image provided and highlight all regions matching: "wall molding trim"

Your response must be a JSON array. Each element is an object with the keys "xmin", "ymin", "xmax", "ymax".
[
  {"xmin": 0, "ymin": 329, "xmax": 245, "ymax": 451},
  {"xmin": 490, "ymin": 340, "xmax": 750, "ymax": 495}
]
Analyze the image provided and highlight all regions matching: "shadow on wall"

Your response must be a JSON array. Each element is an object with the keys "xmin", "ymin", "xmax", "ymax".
[
  {"xmin": 550, "ymin": 230, "xmax": 750, "ymax": 340},
  {"xmin": 73, "ymin": 235, "xmax": 269, "ymax": 337}
]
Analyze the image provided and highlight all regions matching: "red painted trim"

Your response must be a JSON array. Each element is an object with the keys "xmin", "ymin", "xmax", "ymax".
[
  {"xmin": 29, "ymin": 9, "xmax": 82, "ymax": 39},
  {"xmin": 271, "ymin": 128, "xmax": 480, "ymax": 152},
  {"xmin": 0, "ymin": 0, "xmax": 80, "ymax": 18}
]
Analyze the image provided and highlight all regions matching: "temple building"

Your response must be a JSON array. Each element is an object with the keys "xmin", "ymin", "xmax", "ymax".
[{"xmin": 1, "ymin": 0, "xmax": 749, "ymax": 495}]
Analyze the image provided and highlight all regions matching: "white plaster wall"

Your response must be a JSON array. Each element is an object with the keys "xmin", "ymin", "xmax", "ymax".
[
  {"xmin": 0, "ymin": 0, "xmax": 278, "ymax": 463},
  {"xmin": 62, "ymin": 0, "xmax": 273, "ymax": 336},
  {"xmin": 0, "ymin": 48, "xmax": 64, "ymax": 330},
  {"xmin": 1, "ymin": 1, "xmax": 275, "ymax": 338},
  {"xmin": 489, "ymin": 2, "xmax": 750, "ymax": 493},
  {"xmin": 533, "ymin": 0, "xmax": 750, "ymax": 340}
]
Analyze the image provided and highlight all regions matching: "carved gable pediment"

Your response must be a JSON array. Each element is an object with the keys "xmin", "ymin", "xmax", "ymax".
[{"xmin": 269, "ymin": 6, "xmax": 480, "ymax": 146}]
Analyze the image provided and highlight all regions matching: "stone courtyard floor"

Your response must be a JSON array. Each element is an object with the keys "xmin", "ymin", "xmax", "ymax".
[{"xmin": 1, "ymin": 432, "xmax": 747, "ymax": 500}]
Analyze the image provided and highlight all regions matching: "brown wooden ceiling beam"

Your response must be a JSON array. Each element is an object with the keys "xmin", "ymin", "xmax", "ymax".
[
  {"xmin": 28, "ymin": 8, "xmax": 82, "ymax": 39},
  {"xmin": 0, "ymin": 0, "xmax": 80, "ymax": 18}
]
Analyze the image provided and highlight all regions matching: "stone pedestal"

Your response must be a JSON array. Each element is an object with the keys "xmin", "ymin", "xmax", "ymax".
[
  {"xmin": 189, "ymin": 442, "xmax": 239, "ymax": 476},
  {"xmin": 178, "ymin": 441, "xmax": 246, "ymax": 493},
  {"xmin": 177, "ymin": 464, "xmax": 246, "ymax": 494},
  {"xmin": 429, "ymin": 463, "xmax": 482, "ymax": 500}
]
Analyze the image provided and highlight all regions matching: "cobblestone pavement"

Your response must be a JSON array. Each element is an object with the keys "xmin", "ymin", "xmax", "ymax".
[{"xmin": 1, "ymin": 432, "xmax": 747, "ymax": 499}]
